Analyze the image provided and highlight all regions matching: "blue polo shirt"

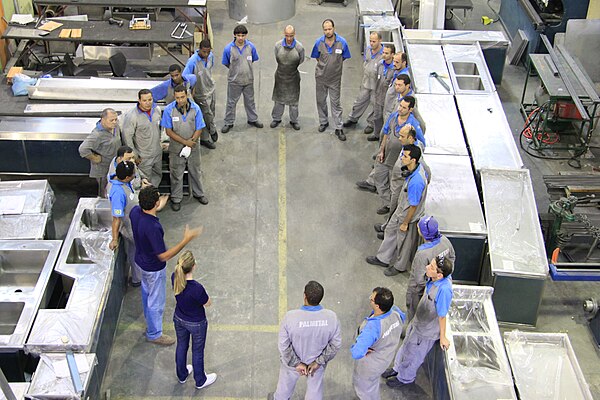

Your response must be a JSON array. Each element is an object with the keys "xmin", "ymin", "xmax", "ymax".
[
  {"xmin": 350, "ymin": 305, "xmax": 406, "ymax": 359},
  {"xmin": 108, "ymin": 178, "xmax": 133, "ymax": 219},
  {"xmin": 160, "ymin": 101, "xmax": 205, "ymax": 131},
  {"xmin": 150, "ymin": 74, "xmax": 197, "ymax": 102},
  {"xmin": 221, "ymin": 40, "xmax": 259, "ymax": 66},
  {"xmin": 171, "ymin": 273, "xmax": 209, "ymax": 322},
  {"xmin": 310, "ymin": 34, "xmax": 351, "ymax": 59},
  {"xmin": 183, "ymin": 50, "xmax": 214, "ymax": 75},
  {"xmin": 382, "ymin": 112, "xmax": 425, "ymax": 145},
  {"xmin": 426, "ymin": 276, "xmax": 453, "ymax": 317},
  {"xmin": 406, "ymin": 164, "xmax": 427, "ymax": 207},
  {"xmin": 129, "ymin": 205, "xmax": 167, "ymax": 272},
  {"xmin": 364, "ymin": 45, "xmax": 383, "ymax": 61}
]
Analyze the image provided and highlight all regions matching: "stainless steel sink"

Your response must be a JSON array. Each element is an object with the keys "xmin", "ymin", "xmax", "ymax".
[
  {"xmin": 448, "ymin": 301, "xmax": 489, "ymax": 332},
  {"xmin": 66, "ymin": 238, "xmax": 95, "ymax": 264},
  {"xmin": 443, "ymin": 44, "xmax": 495, "ymax": 94},
  {"xmin": 452, "ymin": 61, "xmax": 480, "ymax": 75},
  {"xmin": 452, "ymin": 334, "xmax": 501, "ymax": 371},
  {"xmin": 0, "ymin": 249, "xmax": 49, "ymax": 289},
  {"xmin": 80, "ymin": 208, "xmax": 112, "ymax": 231},
  {"xmin": 456, "ymin": 76, "xmax": 485, "ymax": 91},
  {"xmin": 0, "ymin": 302, "xmax": 25, "ymax": 335}
]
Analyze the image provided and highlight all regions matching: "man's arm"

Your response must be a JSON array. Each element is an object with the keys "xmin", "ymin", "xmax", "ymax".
[
  {"xmin": 401, "ymin": 205, "xmax": 417, "ymax": 231},
  {"xmin": 278, "ymin": 319, "xmax": 302, "ymax": 368},
  {"xmin": 350, "ymin": 320, "xmax": 379, "ymax": 360},
  {"xmin": 150, "ymin": 81, "xmax": 168, "ymax": 102},
  {"xmin": 166, "ymin": 128, "xmax": 195, "ymax": 148},
  {"xmin": 79, "ymin": 133, "xmax": 101, "ymax": 163},
  {"xmin": 157, "ymin": 225, "xmax": 202, "ymax": 262},
  {"xmin": 376, "ymin": 135, "xmax": 388, "ymax": 163},
  {"xmin": 298, "ymin": 44, "xmax": 306, "ymax": 65},
  {"xmin": 110, "ymin": 217, "xmax": 121, "ymax": 250},
  {"xmin": 313, "ymin": 317, "xmax": 342, "ymax": 366},
  {"xmin": 439, "ymin": 316, "xmax": 449, "ymax": 350},
  {"xmin": 121, "ymin": 110, "xmax": 138, "ymax": 154}
]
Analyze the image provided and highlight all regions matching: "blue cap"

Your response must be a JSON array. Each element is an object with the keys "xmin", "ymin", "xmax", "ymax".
[{"xmin": 418, "ymin": 216, "xmax": 441, "ymax": 241}]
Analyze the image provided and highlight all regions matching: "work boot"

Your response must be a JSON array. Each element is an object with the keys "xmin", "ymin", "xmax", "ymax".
[
  {"xmin": 384, "ymin": 266, "xmax": 402, "ymax": 276},
  {"xmin": 248, "ymin": 120, "xmax": 264, "ymax": 128},
  {"xmin": 374, "ymin": 223, "xmax": 384, "ymax": 233},
  {"xmin": 194, "ymin": 195, "xmax": 209, "ymax": 205},
  {"xmin": 318, "ymin": 122, "xmax": 329, "ymax": 132},
  {"xmin": 366, "ymin": 256, "xmax": 388, "ymax": 268},
  {"xmin": 381, "ymin": 368, "xmax": 398, "ymax": 379},
  {"xmin": 367, "ymin": 134, "xmax": 379, "ymax": 142},
  {"xmin": 270, "ymin": 120, "xmax": 281, "ymax": 128},
  {"xmin": 335, "ymin": 129, "xmax": 346, "ymax": 141},
  {"xmin": 148, "ymin": 334, "xmax": 176, "ymax": 346},
  {"xmin": 171, "ymin": 202, "xmax": 181, "ymax": 212},
  {"xmin": 290, "ymin": 122, "xmax": 301, "ymax": 131},
  {"xmin": 377, "ymin": 232, "xmax": 384, "ymax": 240},
  {"xmin": 343, "ymin": 119, "xmax": 357, "ymax": 128},
  {"xmin": 200, "ymin": 140, "xmax": 216, "ymax": 149},
  {"xmin": 364, "ymin": 126, "xmax": 374, "ymax": 134},
  {"xmin": 221, "ymin": 124, "xmax": 233, "ymax": 133},
  {"xmin": 377, "ymin": 206, "xmax": 390, "ymax": 215},
  {"xmin": 356, "ymin": 181, "xmax": 376, "ymax": 193},
  {"xmin": 210, "ymin": 131, "xmax": 219, "ymax": 142},
  {"xmin": 386, "ymin": 377, "xmax": 412, "ymax": 389}
]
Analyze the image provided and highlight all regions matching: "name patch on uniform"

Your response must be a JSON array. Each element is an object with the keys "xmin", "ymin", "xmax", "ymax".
[
  {"xmin": 335, "ymin": 49, "xmax": 342, "ymax": 54},
  {"xmin": 129, "ymin": 193, "xmax": 135, "ymax": 201},
  {"xmin": 114, "ymin": 209, "xmax": 123, "ymax": 216},
  {"xmin": 298, "ymin": 320, "xmax": 328, "ymax": 328},
  {"xmin": 172, "ymin": 117, "xmax": 180, "ymax": 122},
  {"xmin": 382, "ymin": 321, "xmax": 400, "ymax": 339},
  {"xmin": 246, "ymin": 55, "xmax": 253, "ymax": 61}
]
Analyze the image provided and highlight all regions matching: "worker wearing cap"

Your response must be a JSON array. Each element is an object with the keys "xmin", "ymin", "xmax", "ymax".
[
  {"xmin": 351, "ymin": 287, "xmax": 405, "ymax": 400},
  {"xmin": 151, "ymin": 64, "xmax": 197, "ymax": 105},
  {"xmin": 184, "ymin": 39, "xmax": 218, "ymax": 150},
  {"xmin": 268, "ymin": 281, "xmax": 342, "ymax": 400},
  {"xmin": 343, "ymin": 32, "xmax": 383, "ymax": 134},
  {"xmin": 383, "ymin": 255, "xmax": 454, "ymax": 389},
  {"xmin": 221, "ymin": 24, "xmax": 263, "ymax": 133},
  {"xmin": 161, "ymin": 85, "xmax": 207, "ymax": 212},
  {"xmin": 311, "ymin": 18, "xmax": 351, "ymax": 141},
  {"xmin": 79, "ymin": 108, "xmax": 122, "ymax": 198},
  {"xmin": 406, "ymin": 216, "xmax": 455, "ymax": 324},
  {"xmin": 121, "ymin": 89, "xmax": 163, "ymax": 186}
]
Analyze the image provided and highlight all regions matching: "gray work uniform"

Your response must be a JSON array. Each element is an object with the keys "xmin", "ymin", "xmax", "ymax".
[
  {"xmin": 165, "ymin": 79, "xmax": 193, "ymax": 105},
  {"xmin": 166, "ymin": 104, "xmax": 205, "ymax": 203},
  {"xmin": 377, "ymin": 164, "xmax": 428, "ymax": 271},
  {"xmin": 352, "ymin": 306, "xmax": 404, "ymax": 400},
  {"xmin": 272, "ymin": 39, "xmax": 305, "ymax": 124},
  {"xmin": 121, "ymin": 105, "xmax": 163, "ymax": 187},
  {"xmin": 106, "ymin": 157, "xmax": 143, "ymax": 191},
  {"xmin": 347, "ymin": 47, "xmax": 383, "ymax": 126},
  {"xmin": 383, "ymin": 88, "xmax": 427, "ymax": 134},
  {"xmin": 372, "ymin": 117, "xmax": 405, "ymax": 208},
  {"xmin": 78, "ymin": 123, "xmax": 122, "ymax": 197},
  {"xmin": 223, "ymin": 40, "xmax": 259, "ymax": 125},
  {"xmin": 108, "ymin": 178, "xmax": 142, "ymax": 284},
  {"xmin": 190, "ymin": 52, "xmax": 216, "ymax": 141},
  {"xmin": 406, "ymin": 236, "xmax": 455, "ymax": 323},
  {"xmin": 394, "ymin": 278, "xmax": 452, "ymax": 383},
  {"xmin": 372, "ymin": 62, "xmax": 396, "ymax": 138},
  {"xmin": 312, "ymin": 34, "xmax": 350, "ymax": 130},
  {"xmin": 274, "ymin": 306, "xmax": 342, "ymax": 400}
]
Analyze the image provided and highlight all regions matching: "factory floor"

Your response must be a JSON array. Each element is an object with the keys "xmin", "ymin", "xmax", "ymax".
[{"xmin": 7, "ymin": 0, "xmax": 600, "ymax": 398}]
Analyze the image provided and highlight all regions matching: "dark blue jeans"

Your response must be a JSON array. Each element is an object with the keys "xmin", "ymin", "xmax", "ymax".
[{"xmin": 173, "ymin": 314, "xmax": 208, "ymax": 386}]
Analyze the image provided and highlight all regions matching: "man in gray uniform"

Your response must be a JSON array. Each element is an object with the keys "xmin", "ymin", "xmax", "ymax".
[
  {"xmin": 311, "ymin": 19, "xmax": 351, "ymax": 141},
  {"xmin": 268, "ymin": 281, "xmax": 342, "ymax": 400},
  {"xmin": 343, "ymin": 32, "xmax": 383, "ymax": 134},
  {"xmin": 79, "ymin": 108, "xmax": 122, "ymax": 197},
  {"xmin": 121, "ymin": 89, "xmax": 163, "ymax": 187},
  {"xmin": 351, "ymin": 287, "xmax": 405, "ymax": 400},
  {"xmin": 150, "ymin": 64, "xmax": 196, "ymax": 105},
  {"xmin": 270, "ymin": 25, "xmax": 305, "ymax": 131},
  {"xmin": 221, "ymin": 24, "xmax": 263, "ymax": 133},
  {"xmin": 367, "ymin": 144, "xmax": 429, "ymax": 276},
  {"xmin": 383, "ymin": 255, "xmax": 454, "ymax": 389},
  {"xmin": 367, "ymin": 44, "xmax": 396, "ymax": 142},
  {"xmin": 406, "ymin": 216, "xmax": 455, "ymax": 323},
  {"xmin": 161, "ymin": 85, "xmax": 208, "ymax": 212},
  {"xmin": 184, "ymin": 39, "xmax": 218, "ymax": 149}
]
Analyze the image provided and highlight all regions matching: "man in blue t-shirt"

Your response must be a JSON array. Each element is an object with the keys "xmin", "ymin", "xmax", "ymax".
[
  {"xmin": 150, "ymin": 64, "xmax": 196, "ymax": 105},
  {"xmin": 383, "ymin": 255, "xmax": 454, "ymax": 389},
  {"xmin": 129, "ymin": 185, "xmax": 202, "ymax": 346}
]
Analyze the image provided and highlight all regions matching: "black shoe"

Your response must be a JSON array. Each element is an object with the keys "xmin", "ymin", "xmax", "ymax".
[
  {"xmin": 367, "ymin": 134, "xmax": 379, "ymax": 142},
  {"xmin": 386, "ymin": 378, "xmax": 411, "ymax": 389},
  {"xmin": 194, "ymin": 195, "xmax": 209, "ymax": 205},
  {"xmin": 335, "ymin": 129, "xmax": 346, "ymax": 141},
  {"xmin": 270, "ymin": 120, "xmax": 280, "ymax": 128},
  {"xmin": 221, "ymin": 125, "xmax": 233, "ymax": 133},
  {"xmin": 171, "ymin": 201, "xmax": 181, "ymax": 212},
  {"xmin": 381, "ymin": 368, "xmax": 398, "ymax": 379},
  {"xmin": 318, "ymin": 123, "xmax": 329, "ymax": 132},
  {"xmin": 290, "ymin": 122, "xmax": 301, "ymax": 131},
  {"xmin": 377, "ymin": 206, "xmax": 390, "ymax": 215},
  {"xmin": 343, "ymin": 119, "xmax": 357, "ymax": 128},
  {"xmin": 356, "ymin": 181, "xmax": 377, "ymax": 193},
  {"xmin": 384, "ymin": 266, "xmax": 402, "ymax": 276},
  {"xmin": 374, "ymin": 223, "xmax": 384, "ymax": 233},
  {"xmin": 210, "ymin": 131, "xmax": 219, "ymax": 142},
  {"xmin": 377, "ymin": 232, "xmax": 384, "ymax": 240},
  {"xmin": 248, "ymin": 120, "xmax": 264, "ymax": 128},
  {"xmin": 200, "ymin": 140, "xmax": 216, "ymax": 149},
  {"xmin": 364, "ymin": 126, "xmax": 374, "ymax": 134},
  {"xmin": 128, "ymin": 277, "xmax": 141, "ymax": 287},
  {"xmin": 366, "ymin": 256, "xmax": 388, "ymax": 268}
]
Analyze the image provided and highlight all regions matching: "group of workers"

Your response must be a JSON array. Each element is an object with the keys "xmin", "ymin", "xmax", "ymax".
[{"xmin": 75, "ymin": 16, "xmax": 461, "ymax": 399}]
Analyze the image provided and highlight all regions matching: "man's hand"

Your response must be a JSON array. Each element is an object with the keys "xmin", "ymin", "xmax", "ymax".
[
  {"xmin": 400, "ymin": 223, "xmax": 408, "ymax": 232},
  {"xmin": 183, "ymin": 224, "xmax": 203, "ymax": 242},
  {"xmin": 366, "ymin": 348, "xmax": 374, "ymax": 355},
  {"xmin": 307, "ymin": 362, "xmax": 320, "ymax": 376},
  {"xmin": 90, "ymin": 154, "xmax": 102, "ymax": 164},
  {"xmin": 295, "ymin": 363, "xmax": 308, "ymax": 376},
  {"xmin": 186, "ymin": 139, "xmax": 197, "ymax": 148},
  {"xmin": 109, "ymin": 239, "xmax": 119, "ymax": 251},
  {"xmin": 440, "ymin": 336, "xmax": 450, "ymax": 351},
  {"xmin": 141, "ymin": 178, "xmax": 151, "ymax": 187},
  {"xmin": 376, "ymin": 150, "xmax": 384, "ymax": 163},
  {"xmin": 157, "ymin": 194, "xmax": 169, "ymax": 211}
]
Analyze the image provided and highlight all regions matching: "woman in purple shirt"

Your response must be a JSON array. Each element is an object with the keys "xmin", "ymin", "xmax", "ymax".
[{"xmin": 172, "ymin": 251, "xmax": 217, "ymax": 390}]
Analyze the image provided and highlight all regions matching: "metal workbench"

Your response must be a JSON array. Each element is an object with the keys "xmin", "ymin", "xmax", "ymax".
[
  {"xmin": 0, "ymin": 180, "xmax": 55, "ymax": 239},
  {"xmin": 415, "ymin": 93, "xmax": 467, "ymax": 156},
  {"xmin": 405, "ymin": 43, "xmax": 453, "ymax": 95}
]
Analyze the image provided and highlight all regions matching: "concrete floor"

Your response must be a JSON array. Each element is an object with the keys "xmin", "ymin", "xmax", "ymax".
[{"xmin": 10, "ymin": 0, "xmax": 600, "ymax": 398}]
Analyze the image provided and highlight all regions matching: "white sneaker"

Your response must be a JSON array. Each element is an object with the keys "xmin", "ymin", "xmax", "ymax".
[
  {"xmin": 196, "ymin": 373, "xmax": 217, "ymax": 389},
  {"xmin": 179, "ymin": 365, "xmax": 193, "ymax": 384}
]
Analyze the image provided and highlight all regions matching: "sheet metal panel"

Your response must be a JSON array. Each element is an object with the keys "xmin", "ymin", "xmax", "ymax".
[
  {"xmin": 405, "ymin": 43, "xmax": 454, "ymax": 94},
  {"xmin": 0, "ymin": 117, "xmax": 98, "ymax": 140},
  {"xmin": 415, "ymin": 93, "xmax": 467, "ymax": 156},
  {"xmin": 404, "ymin": 29, "xmax": 508, "ymax": 47}
]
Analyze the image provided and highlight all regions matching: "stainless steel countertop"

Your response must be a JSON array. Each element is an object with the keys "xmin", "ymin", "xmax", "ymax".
[
  {"xmin": 456, "ymin": 93, "xmax": 523, "ymax": 170},
  {"xmin": 404, "ymin": 29, "xmax": 508, "ymax": 47},
  {"xmin": 480, "ymin": 169, "xmax": 548, "ymax": 278},
  {"xmin": 0, "ymin": 240, "xmax": 62, "ymax": 350},
  {"xmin": 27, "ymin": 353, "xmax": 96, "ymax": 399},
  {"xmin": 444, "ymin": 43, "xmax": 496, "ymax": 94},
  {"xmin": 26, "ymin": 198, "xmax": 115, "ymax": 352},
  {"xmin": 405, "ymin": 43, "xmax": 454, "ymax": 95},
  {"xmin": 424, "ymin": 155, "xmax": 486, "ymax": 237},
  {"xmin": 0, "ymin": 180, "xmax": 52, "ymax": 214},
  {"xmin": 504, "ymin": 331, "xmax": 594, "ymax": 400},
  {"xmin": 0, "ymin": 117, "xmax": 98, "ymax": 141},
  {"xmin": 0, "ymin": 213, "xmax": 49, "ymax": 240},
  {"xmin": 445, "ymin": 285, "xmax": 517, "ymax": 400},
  {"xmin": 0, "ymin": 382, "xmax": 29, "ymax": 400},
  {"xmin": 357, "ymin": 0, "xmax": 394, "ymax": 14},
  {"xmin": 415, "ymin": 93, "xmax": 468, "ymax": 156}
]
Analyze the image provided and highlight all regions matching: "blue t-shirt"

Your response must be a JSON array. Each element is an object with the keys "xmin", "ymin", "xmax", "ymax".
[
  {"xmin": 221, "ymin": 40, "xmax": 259, "ymax": 66},
  {"xmin": 150, "ymin": 74, "xmax": 197, "ymax": 102},
  {"xmin": 310, "ymin": 34, "xmax": 351, "ymax": 59},
  {"xmin": 160, "ymin": 101, "xmax": 205, "ymax": 131},
  {"xmin": 382, "ymin": 112, "xmax": 425, "ymax": 145},
  {"xmin": 108, "ymin": 178, "xmax": 133, "ymax": 219},
  {"xmin": 129, "ymin": 205, "xmax": 167, "ymax": 272},
  {"xmin": 406, "ymin": 164, "xmax": 427, "ymax": 207},
  {"xmin": 171, "ymin": 273, "xmax": 209, "ymax": 322},
  {"xmin": 426, "ymin": 276, "xmax": 453, "ymax": 317}
]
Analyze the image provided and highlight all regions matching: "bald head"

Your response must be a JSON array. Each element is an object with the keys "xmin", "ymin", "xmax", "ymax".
[
  {"xmin": 369, "ymin": 32, "xmax": 382, "ymax": 53},
  {"xmin": 284, "ymin": 24, "xmax": 295, "ymax": 45}
]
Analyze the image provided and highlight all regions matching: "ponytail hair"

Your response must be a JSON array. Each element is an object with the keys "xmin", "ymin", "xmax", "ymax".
[{"xmin": 174, "ymin": 250, "xmax": 195, "ymax": 295}]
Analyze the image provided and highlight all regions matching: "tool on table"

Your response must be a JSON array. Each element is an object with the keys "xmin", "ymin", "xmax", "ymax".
[
  {"xmin": 171, "ymin": 22, "xmax": 193, "ymax": 39},
  {"xmin": 441, "ymin": 31, "xmax": 471, "ymax": 38},
  {"xmin": 429, "ymin": 72, "xmax": 451, "ymax": 93},
  {"xmin": 108, "ymin": 17, "xmax": 124, "ymax": 27},
  {"xmin": 129, "ymin": 14, "xmax": 151, "ymax": 30},
  {"xmin": 481, "ymin": 16, "xmax": 497, "ymax": 25}
]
